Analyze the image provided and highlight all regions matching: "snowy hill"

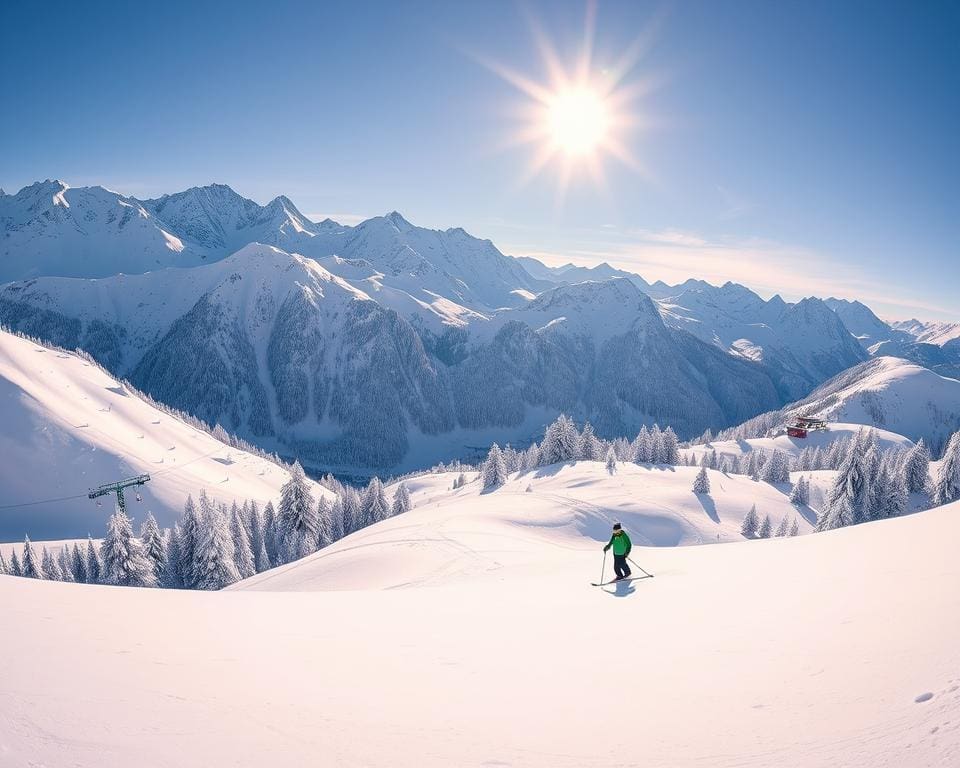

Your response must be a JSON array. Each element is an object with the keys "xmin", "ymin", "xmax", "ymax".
[
  {"xmin": 732, "ymin": 357, "xmax": 960, "ymax": 456},
  {"xmin": 3, "ymin": 490, "xmax": 959, "ymax": 766},
  {"xmin": 0, "ymin": 329, "xmax": 328, "ymax": 541},
  {"xmin": 823, "ymin": 297, "xmax": 902, "ymax": 347},
  {"xmin": 238, "ymin": 462, "xmax": 815, "ymax": 591},
  {"xmin": 683, "ymin": 422, "xmax": 914, "ymax": 464}
]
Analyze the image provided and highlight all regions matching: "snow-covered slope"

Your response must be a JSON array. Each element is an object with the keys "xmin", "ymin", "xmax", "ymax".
[
  {"xmin": 3, "ymin": 491, "xmax": 959, "ymax": 766},
  {"xmin": 823, "ymin": 297, "xmax": 901, "ymax": 347},
  {"xmin": 240, "ymin": 462, "xmax": 815, "ymax": 591},
  {"xmin": 0, "ymin": 329, "xmax": 328, "ymax": 541},
  {"xmin": 0, "ymin": 180, "xmax": 206, "ymax": 281},
  {"xmin": 779, "ymin": 357, "xmax": 960, "ymax": 455}
]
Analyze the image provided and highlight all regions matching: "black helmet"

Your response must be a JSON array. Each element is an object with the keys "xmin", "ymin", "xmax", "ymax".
[{"xmin": 612, "ymin": 523, "xmax": 622, "ymax": 531}]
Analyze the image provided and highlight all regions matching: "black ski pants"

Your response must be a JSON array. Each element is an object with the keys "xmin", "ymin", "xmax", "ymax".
[{"xmin": 613, "ymin": 554, "xmax": 632, "ymax": 579}]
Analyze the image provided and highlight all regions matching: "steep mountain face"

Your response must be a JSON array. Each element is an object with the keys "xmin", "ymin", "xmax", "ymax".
[
  {"xmin": 0, "ymin": 181, "xmax": 206, "ymax": 281},
  {"xmin": 657, "ymin": 284, "xmax": 868, "ymax": 400},
  {"xmin": 140, "ymin": 184, "xmax": 334, "ymax": 256},
  {"xmin": 823, "ymin": 297, "xmax": 903, "ymax": 347},
  {"xmin": 0, "ymin": 249, "xmax": 782, "ymax": 472}
]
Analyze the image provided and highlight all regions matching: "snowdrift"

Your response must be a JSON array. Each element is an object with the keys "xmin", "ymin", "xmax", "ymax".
[
  {"xmin": 0, "ymin": 330, "xmax": 324, "ymax": 540},
  {"xmin": 2, "ymin": 497, "xmax": 958, "ymax": 767}
]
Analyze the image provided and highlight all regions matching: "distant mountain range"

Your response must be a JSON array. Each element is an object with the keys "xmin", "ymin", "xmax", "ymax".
[{"xmin": 1, "ymin": 179, "xmax": 955, "ymax": 471}]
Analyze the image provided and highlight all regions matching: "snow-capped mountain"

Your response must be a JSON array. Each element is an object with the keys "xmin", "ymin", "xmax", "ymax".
[
  {"xmin": 0, "ymin": 328, "xmax": 329, "ymax": 541},
  {"xmin": 139, "ymin": 183, "xmax": 334, "ymax": 256},
  {"xmin": 0, "ymin": 180, "xmax": 207, "ymax": 281},
  {"xmin": 823, "ymin": 296, "xmax": 905, "ymax": 347},
  {"xmin": 0, "ymin": 247, "xmax": 783, "ymax": 471},
  {"xmin": 890, "ymin": 318, "xmax": 960, "ymax": 346},
  {"xmin": 657, "ymin": 283, "xmax": 868, "ymax": 400}
]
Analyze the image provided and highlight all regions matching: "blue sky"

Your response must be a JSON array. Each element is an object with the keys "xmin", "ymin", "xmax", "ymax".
[{"xmin": 2, "ymin": 0, "xmax": 958, "ymax": 319}]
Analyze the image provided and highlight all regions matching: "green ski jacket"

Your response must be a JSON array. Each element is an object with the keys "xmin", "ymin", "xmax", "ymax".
[{"xmin": 605, "ymin": 531, "xmax": 632, "ymax": 556}]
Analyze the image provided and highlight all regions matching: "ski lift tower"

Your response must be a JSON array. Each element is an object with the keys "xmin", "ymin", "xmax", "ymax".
[{"xmin": 88, "ymin": 474, "xmax": 151, "ymax": 515}]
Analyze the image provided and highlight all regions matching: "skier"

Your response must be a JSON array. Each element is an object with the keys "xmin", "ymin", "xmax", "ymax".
[{"xmin": 603, "ymin": 523, "xmax": 632, "ymax": 581}]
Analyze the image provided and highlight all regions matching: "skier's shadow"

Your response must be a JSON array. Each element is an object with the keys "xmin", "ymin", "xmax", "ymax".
[{"xmin": 604, "ymin": 580, "xmax": 637, "ymax": 598}]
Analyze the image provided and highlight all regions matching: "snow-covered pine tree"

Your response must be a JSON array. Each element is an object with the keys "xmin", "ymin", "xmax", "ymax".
[
  {"xmin": 933, "ymin": 431, "xmax": 960, "ymax": 506},
  {"xmin": 650, "ymin": 426, "xmax": 666, "ymax": 464},
  {"xmin": 795, "ymin": 447, "xmax": 812, "ymax": 472},
  {"xmin": 21, "ymin": 536, "xmax": 44, "ymax": 579},
  {"xmin": 341, "ymin": 489, "xmax": 363, "ymax": 537},
  {"xmin": 902, "ymin": 438, "xmax": 931, "ymax": 494},
  {"xmin": 193, "ymin": 502, "xmax": 239, "ymax": 590},
  {"xmin": 817, "ymin": 430, "xmax": 874, "ymax": 531},
  {"xmin": 757, "ymin": 514, "xmax": 772, "ymax": 538},
  {"xmin": 229, "ymin": 503, "xmax": 256, "ymax": 579},
  {"xmin": 759, "ymin": 449, "xmax": 790, "ymax": 484},
  {"xmin": 328, "ymin": 497, "xmax": 346, "ymax": 544},
  {"xmin": 57, "ymin": 546, "xmax": 74, "ymax": 582},
  {"xmin": 662, "ymin": 427, "xmax": 680, "ymax": 465},
  {"xmin": 178, "ymin": 495, "xmax": 202, "ymax": 588},
  {"xmin": 875, "ymin": 457, "xmax": 908, "ymax": 519},
  {"xmin": 605, "ymin": 447, "xmax": 617, "ymax": 475},
  {"xmin": 140, "ymin": 512, "xmax": 167, "ymax": 584},
  {"xmin": 692, "ymin": 466, "xmax": 711, "ymax": 494},
  {"xmin": 165, "ymin": 523, "xmax": 183, "ymax": 588},
  {"xmin": 774, "ymin": 516, "xmax": 789, "ymax": 537},
  {"xmin": 10, "ymin": 548, "xmax": 23, "ymax": 577},
  {"xmin": 85, "ymin": 536, "xmax": 102, "ymax": 584},
  {"xmin": 316, "ymin": 496, "xmax": 333, "ymax": 549},
  {"xmin": 810, "ymin": 446, "xmax": 824, "ymax": 471},
  {"xmin": 262, "ymin": 500, "xmax": 279, "ymax": 566},
  {"xmin": 578, "ymin": 422, "xmax": 602, "ymax": 461},
  {"xmin": 362, "ymin": 477, "xmax": 391, "ymax": 527},
  {"xmin": 392, "ymin": 483, "xmax": 412, "ymax": 515},
  {"xmin": 246, "ymin": 501, "xmax": 269, "ymax": 573},
  {"xmin": 100, "ymin": 508, "xmax": 156, "ymax": 587},
  {"xmin": 789, "ymin": 476, "xmax": 810, "ymax": 506},
  {"xmin": 70, "ymin": 542, "xmax": 88, "ymax": 584},
  {"xmin": 524, "ymin": 443, "xmax": 541, "ymax": 469},
  {"xmin": 482, "ymin": 443, "xmax": 509, "ymax": 490},
  {"xmin": 276, "ymin": 461, "xmax": 318, "ymax": 564},
  {"xmin": 740, "ymin": 505, "xmax": 759, "ymax": 538},
  {"xmin": 41, "ymin": 547, "xmax": 62, "ymax": 580},
  {"xmin": 788, "ymin": 518, "xmax": 800, "ymax": 536},
  {"xmin": 0, "ymin": 549, "xmax": 7, "ymax": 576}
]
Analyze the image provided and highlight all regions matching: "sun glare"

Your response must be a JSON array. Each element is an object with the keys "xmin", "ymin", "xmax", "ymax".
[
  {"xmin": 546, "ymin": 87, "xmax": 610, "ymax": 156},
  {"xmin": 473, "ymin": 2, "xmax": 660, "ymax": 201}
]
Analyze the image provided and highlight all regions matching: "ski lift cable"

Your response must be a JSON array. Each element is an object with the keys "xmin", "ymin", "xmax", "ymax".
[
  {"xmin": 0, "ymin": 445, "xmax": 233, "ymax": 513},
  {"xmin": 0, "ymin": 492, "xmax": 90, "ymax": 511}
]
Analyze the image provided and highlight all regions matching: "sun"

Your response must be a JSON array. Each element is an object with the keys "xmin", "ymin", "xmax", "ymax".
[
  {"xmin": 546, "ymin": 86, "xmax": 611, "ymax": 156},
  {"xmin": 472, "ymin": 2, "xmax": 660, "ymax": 201}
]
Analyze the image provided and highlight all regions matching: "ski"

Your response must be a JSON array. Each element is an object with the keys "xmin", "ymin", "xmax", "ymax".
[{"xmin": 591, "ymin": 574, "xmax": 654, "ymax": 586}]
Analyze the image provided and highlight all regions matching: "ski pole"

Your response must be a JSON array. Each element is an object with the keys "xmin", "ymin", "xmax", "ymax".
[
  {"xmin": 598, "ymin": 550, "xmax": 607, "ymax": 585},
  {"xmin": 627, "ymin": 556, "xmax": 654, "ymax": 578}
]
